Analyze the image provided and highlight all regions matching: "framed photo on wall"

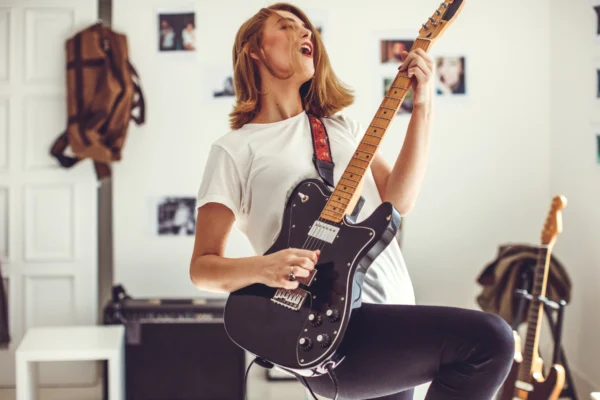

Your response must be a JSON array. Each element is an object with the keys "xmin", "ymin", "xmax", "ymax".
[
  {"xmin": 590, "ymin": 0, "xmax": 600, "ymax": 42},
  {"xmin": 205, "ymin": 65, "xmax": 236, "ymax": 103},
  {"xmin": 594, "ymin": 58, "xmax": 600, "ymax": 112},
  {"xmin": 596, "ymin": 130, "xmax": 600, "ymax": 165},
  {"xmin": 152, "ymin": 196, "xmax": 196, "ymax": 236},
  {"xmin": 157, "ymin": 6, "xmax": 196, "ymax": 52},
  {"xmin": 434, "ymin": 56, "xmax": 467, "ymax": 96}
]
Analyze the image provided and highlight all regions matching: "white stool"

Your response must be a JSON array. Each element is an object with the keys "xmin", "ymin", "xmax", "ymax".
[{"xmin": 15, "ymin": 325, "xmax": 125, "ymax": 400}]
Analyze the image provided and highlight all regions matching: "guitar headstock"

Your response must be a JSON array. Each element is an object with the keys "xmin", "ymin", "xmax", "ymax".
[
  {"xmin": 541, "ymin": 195, "xmax": 567, "ymax": 246},
  {"xmin": 419, "ymin": 0, "xmax": 466, "ymax": 41}
]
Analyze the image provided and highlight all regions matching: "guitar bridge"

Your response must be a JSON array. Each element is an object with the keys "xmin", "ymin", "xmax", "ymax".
[{"xmin": 271, "ymin": 288, "xmax": 308, "ymax": 311}]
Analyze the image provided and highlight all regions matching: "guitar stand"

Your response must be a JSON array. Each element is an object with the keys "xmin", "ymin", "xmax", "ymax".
[{"xmin": 512, "ymin": 287, "xmax": 579, "ymax": 400}]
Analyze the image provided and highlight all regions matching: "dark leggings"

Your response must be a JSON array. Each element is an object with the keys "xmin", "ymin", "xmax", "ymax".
[{"xmin": 301, "ymin": 303, "xmax": 515, "ymax": 400}]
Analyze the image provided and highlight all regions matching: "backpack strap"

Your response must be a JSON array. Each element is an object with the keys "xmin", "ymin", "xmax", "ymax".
[
  {"xmin": 128, "ymin": 61, "xmax": 146, "ymax": 125},
  {"xmin": 307, "ymin": 114, "xmax": 365, "ymax": 221}
]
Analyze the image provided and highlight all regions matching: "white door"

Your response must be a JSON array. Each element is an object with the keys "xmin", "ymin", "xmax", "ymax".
[{"xmin": 0, "ymin": 0, "xmax": 99, "ymax": 387}]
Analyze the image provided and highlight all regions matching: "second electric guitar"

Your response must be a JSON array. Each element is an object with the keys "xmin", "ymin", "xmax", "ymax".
[{"xmin": 498, "ymin": 195, "xmax": 567, "ymax": 400}]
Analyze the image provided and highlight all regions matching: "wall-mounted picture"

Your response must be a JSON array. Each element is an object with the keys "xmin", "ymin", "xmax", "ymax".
[
  {"xmin": 597, "ymin": 134, "xmax": 600, "ymax": 165},
  {"xmin": 156, "ymin": 197, "xmax": 196, "ymax": 236},
  {"xmin": 435, "ymin": 56, "xmax": 466, "ymax": 95},
  {"xmin": 596, "ymin": 67, "xmax": 600, "ymax": 98},
  {"xmin": 384, "ymin": 77, "xmax": 413, "ymax": 115},
  {"xmin": 205, "ymin": 66, "xmax": 236, "ymax": 100},
  {"xmin": 594, "ymin": 4, "xmax": 600, "ymax": 39},
  {"xmin": 381, "ymin": 40, "xmax": 414, "ymax": 66},
  {"xmin": 158, "ymin": 10, "xmax": 196, "ymax": 51},
  {"xmin": 213, "ymin": 76, "xmax": 235, "ymax": 98},
  {"xmin": 595, "ymin": 59, "xmax": 600, "ymax": 105}
]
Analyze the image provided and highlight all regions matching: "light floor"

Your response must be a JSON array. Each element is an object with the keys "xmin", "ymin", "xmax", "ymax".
[
  {"xmin": 0, "ymin": 365, "xmax": 308, "ymax": 400},
  {"xmin": 0, "ymin": 367, "xmax": 431, "ymax": 400}
]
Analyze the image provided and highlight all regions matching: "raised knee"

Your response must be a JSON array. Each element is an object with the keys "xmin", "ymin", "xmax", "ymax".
[{"xmin": 477, "ymin": 312, "xmax": 515, "ymax": 361}]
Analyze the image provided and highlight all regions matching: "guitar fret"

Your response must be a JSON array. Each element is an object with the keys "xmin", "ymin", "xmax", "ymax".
[
  {"xmin": 360, "ymin": 142, "xmax": 378, "ymax": 149},
  {"xmin": 322, "ymin": 210, "xmax": 342, "ymax": 219},
  {"xmin": 355, "ymin": 149, "xmax": 374, "ymax": 156},
  {"xmin": 324, "ymin": 207, "xmax": 344, "ymax": 216},
  {"xmin": 375, "ymin": 115, "xmax": 392, "ymax": 121},
  {"xmin": 349, "ymin": 162, "xmax": 367, "ymax": 170},
  {"xmin": 332, "ymin": 192, "xmax": 352, "ymax": 201},
  {"xmin": 346, "ymin": 168, "xmax": 365, "ymax": 177},
  {"xmin": 336, "ymin": 188, "xmax": 354, "ymax": 196},
  {"xmin": 345, "ymin": 171, "xmax": 364, "ymax": 179},
  {"xmin": 364, "ymin": 133, "xmax": 382, "ymax": 139},
  {"xmin": 329, "ymin": 199, "xmax": 348, "ymax": 208},
  {"xmin": 380, "ymin": 105, "xmax": 396, "ymax": 112},
  {"xmin": 369, "ymin": 124, "xmax": 386, "ymax": 130},
  {"xmin": 385, "ymin": 95, "xmax": 402, "ymax": 101},
  {"xmin": 342, "ymin": 176, "xmax": 360, "ymax": 183},
  {"xmin": 339, "ymin": 179, "xmax": 357, "ymax": 189},
  {"xmin": 390, "ymin": 84, "xmax": 408, "ymax": 90}
]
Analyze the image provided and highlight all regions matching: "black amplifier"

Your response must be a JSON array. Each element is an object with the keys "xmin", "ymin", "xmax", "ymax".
[{"xmin": 103, "ymin": 285, "xmax": 245, "ymax": 400}]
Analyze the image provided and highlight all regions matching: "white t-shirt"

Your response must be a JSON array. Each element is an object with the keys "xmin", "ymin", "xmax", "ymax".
[{"xmin": 196, "ymin": 111, "xmax": 415, "ymax": 305}]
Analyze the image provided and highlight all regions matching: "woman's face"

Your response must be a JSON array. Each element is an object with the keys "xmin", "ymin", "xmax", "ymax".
[{"xmin": 257, "ymin": 10, "xmax": 315, "ymax": 83}]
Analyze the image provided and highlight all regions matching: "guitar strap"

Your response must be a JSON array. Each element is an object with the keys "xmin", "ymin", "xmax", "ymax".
[{"xmin": 307, "ymin": 113, "xmax": 365, "ymax": 221}]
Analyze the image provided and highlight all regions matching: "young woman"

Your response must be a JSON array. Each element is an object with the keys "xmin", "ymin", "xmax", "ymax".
[{"xmin": 190, "ymin": 3, "xmax": 514, "ymax": 399}]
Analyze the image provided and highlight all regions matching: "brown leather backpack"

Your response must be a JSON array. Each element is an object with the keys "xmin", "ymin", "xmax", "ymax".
[{"xmin": 51, "ymin": 22, "xmax": 145, "ymax": 180}]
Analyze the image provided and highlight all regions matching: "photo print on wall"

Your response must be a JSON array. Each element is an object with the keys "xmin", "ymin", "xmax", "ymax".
[
  {"xmin": 381, "ymin": 39, "xmax": 414, "ymax": 66},
  {"xmin": 591, "ymin": 0, "xmax": 600, "ymax": 41},
  {"xmin": 205, "ymin": 66, "xmax": 236, "ymax": 101},
  {"xmin": 595, "ymin": 58, "xmax": 600, "ymax": 109},
  {"xmin": 435, "ymin": 56, "xmax": 466, "ymax": 95},
  {"xmin": 155, "ymin": 196, "xmax": 196, "ymax": 236},
  {"xmin": 158, "ymin": 8, "xmax": 196, "ymax": 52},
  {"xmin": 597, "ymin": 133, "xmax": 600, "ymax": 165}
]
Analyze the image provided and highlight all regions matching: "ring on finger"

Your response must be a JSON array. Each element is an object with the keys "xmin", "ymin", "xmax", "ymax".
[{"xmin": 288, "ymin": 266, "xmax": 296, "ymax": 282}]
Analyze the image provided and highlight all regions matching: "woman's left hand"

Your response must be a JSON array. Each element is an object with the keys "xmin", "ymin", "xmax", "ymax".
[{"xmin": 398, "ymin": 48, "xmax": 434, "ymax": 107}]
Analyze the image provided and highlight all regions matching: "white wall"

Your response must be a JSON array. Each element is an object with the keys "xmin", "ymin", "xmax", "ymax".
[
  {"xmin": 549, "ymin": 0, "xmax": 600, "ymax": 394},
  {"xmin": 111, "ymin": 0, "xmax": 598, "ymax": 393}
]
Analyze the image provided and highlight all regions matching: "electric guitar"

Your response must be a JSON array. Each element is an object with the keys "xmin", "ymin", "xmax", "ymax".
[
  {"xmin": 223, "ymin": 0, "xmax": 466, "ymax": 377},
  {"xmin": 498, "ymin": 195, "xmax": 567, "ymax": 400}
]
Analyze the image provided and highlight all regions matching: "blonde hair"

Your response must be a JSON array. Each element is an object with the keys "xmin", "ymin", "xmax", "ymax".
[{"xmin": 229, "ymin": 3, "xmax": 355, "ymax": 130}]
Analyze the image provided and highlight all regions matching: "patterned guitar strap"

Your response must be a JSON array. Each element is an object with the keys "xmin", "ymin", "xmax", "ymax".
[{"xmin": 307, "ymin": 113, "xmax": 365, "ymax": 222}]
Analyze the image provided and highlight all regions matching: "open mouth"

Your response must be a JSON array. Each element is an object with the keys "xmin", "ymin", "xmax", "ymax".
[{"xmin": 299, "ymin": 42, "xmax": 313, "ymax": 57}]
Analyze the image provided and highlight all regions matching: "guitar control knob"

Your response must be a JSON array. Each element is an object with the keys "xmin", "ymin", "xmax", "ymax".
[
  {"xmin": 316, "ymin": 334, "xmax": 331, "ymax": 348},
  {"xmin": 326, "ymin": 308, "xmax": 340, "ymax": 322},
  {"xmin": 308, "ymin": 313, "xmax": 322, "ymax": 327},
  {"xmin": 299, "ymin": 337, "xmax": 312, "ymax": 351}
]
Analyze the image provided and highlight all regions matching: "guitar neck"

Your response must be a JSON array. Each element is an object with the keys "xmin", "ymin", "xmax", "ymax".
[
  {"xmin": 319, "ymin": 38, "xmax": 432, "ymax": 223},
  {"xmin": 517, "ymin": 245, "xmax": 553, "ymax": 383}
]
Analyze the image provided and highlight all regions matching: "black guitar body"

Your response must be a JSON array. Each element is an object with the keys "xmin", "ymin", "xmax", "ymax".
[{"xmin": 223, "ymin": 178, "xmax": 400, "ymax": 377}]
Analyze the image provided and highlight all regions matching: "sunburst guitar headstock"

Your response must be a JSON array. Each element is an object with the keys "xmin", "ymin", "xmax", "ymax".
[
  {"xmin": 419, "ymin": 0, "xmax": 466, "ymax": 41},
  {"xmin": 541, "ymin": 195, "xmax": 568, "ymax": 246}
]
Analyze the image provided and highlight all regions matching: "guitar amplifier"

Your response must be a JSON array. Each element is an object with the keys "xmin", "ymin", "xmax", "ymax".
[{"xmin": 102, "ymin": 285, "xmax": 245, "ymax": 400}]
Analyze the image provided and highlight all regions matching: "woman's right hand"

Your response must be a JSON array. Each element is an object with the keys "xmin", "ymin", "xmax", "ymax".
[{"xmin": 258, "ymin": 248, "xmax": 320, "ymax": 290}]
